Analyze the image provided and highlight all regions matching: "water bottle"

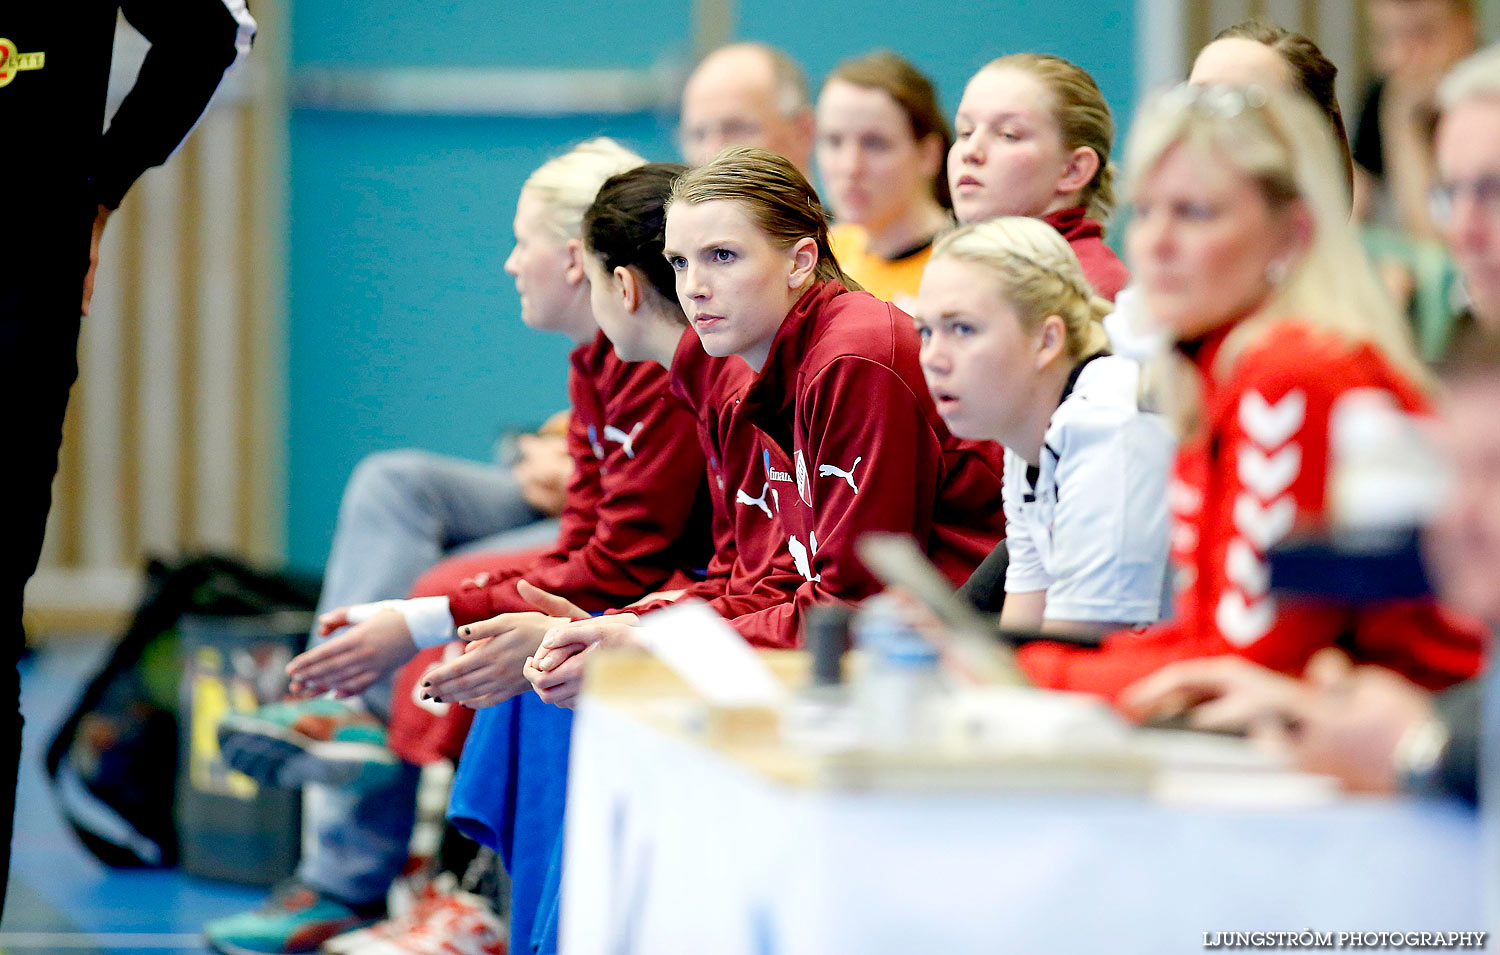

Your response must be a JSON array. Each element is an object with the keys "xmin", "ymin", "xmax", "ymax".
[{"xmin": 853, "ymin": 595, "xmax": 943, "ymax": 748}]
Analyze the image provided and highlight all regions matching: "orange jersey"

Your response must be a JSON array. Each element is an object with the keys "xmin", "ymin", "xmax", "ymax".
[{"xmin": 829, "ymin": 223, "xmax": 934, "ymax": 307}]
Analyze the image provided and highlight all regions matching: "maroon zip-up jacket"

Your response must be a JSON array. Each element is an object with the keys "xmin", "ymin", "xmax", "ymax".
[
  {"xmin": 1042, "ymin": 206, "xmax": 1129, "ymax": 302},
  {"xmin": 446, "ymin": 331, "xmax": 711, "ymax": 623},
  {"xmin": 620, "ymin": 330, "xmax": 804, "ymax": 643},
  {"xmin": 723, "ymin": 281, "xmax": 1007, "ymax": 646}
]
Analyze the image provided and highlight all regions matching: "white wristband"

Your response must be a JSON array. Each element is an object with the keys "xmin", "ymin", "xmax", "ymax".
[{"xmin": 344, "ymin": 596, "xmax": 456, "ymax": 649}]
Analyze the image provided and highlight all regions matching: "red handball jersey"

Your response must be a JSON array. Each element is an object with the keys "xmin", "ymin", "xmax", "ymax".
[
  {"xmin": 620, "ymin": 331, "xmax": 805, "ymax": 644},
  {"xmin": 445, "ymin": 331, "xmax": 712, "ymax": 624},
  {"xmin": 723, "ymin": 281, "xmax": 1007, "ymax": 647},
  {"xmin": 1020, "ymin": 321, "xmax": 1485, "ymax": 701},
  {"xmin": 1042, "ymin": 206, "xmax": 1129, "ymax": 303}
]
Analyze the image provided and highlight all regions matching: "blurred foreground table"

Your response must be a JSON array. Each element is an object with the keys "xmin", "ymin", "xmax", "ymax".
[{"xmin": 559, "ymin": 652, "xmax": 1482, "ymax": 954}]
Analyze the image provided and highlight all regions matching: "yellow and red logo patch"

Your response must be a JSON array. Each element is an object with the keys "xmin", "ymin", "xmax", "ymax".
[{"xmin": 0, "ymin": 38, "xmax": 46, "ymax": 89}]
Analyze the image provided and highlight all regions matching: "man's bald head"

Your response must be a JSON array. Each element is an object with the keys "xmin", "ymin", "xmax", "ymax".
[{"xmin": 679, "ymin": 42, "xmax": 814, "ymax": 173}]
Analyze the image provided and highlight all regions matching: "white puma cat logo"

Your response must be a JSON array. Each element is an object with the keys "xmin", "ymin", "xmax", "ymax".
[
  {"xmin": 735, "ymin": 481, "xmax": 773, "ymax": 518},
  {"xmin": 817, "ymin": 456, "xmax": 862, "ymax": 493},
  {"xmin": 788, "ymin": 530, "xmax": 821, "ymax": 583},
  {"xmin": 602, "ymin": 421, "xmax": 644, "ymax": 458}
]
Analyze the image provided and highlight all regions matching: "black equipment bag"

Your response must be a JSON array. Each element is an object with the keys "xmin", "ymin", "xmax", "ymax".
[{"xmin": 43, "ymin": 555, "xmax": 318, "ymax": 867}]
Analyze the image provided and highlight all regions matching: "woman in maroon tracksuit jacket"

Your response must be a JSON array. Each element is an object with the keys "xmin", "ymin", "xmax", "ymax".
[
  {"xmin": 577, "ymin": 164, "xmax": 806, "ymax": 633},
  {"xmin": 281, "ymin": 139, "xmax": 711, "ymax": 704},
  {"xmin": 521, "ymin": 161, "xmax": 808, "ymax": 710},
  {"xmin": 948, "ymin": 53, "xmax": 1130, "ymax": 301},
  {"xmin": 663, "ymin": 147, "xmax": 1005, "ymax": 625},
  {"xmin": 526, "ymin": 146, "xmax": 1006, "ymax": 705}
]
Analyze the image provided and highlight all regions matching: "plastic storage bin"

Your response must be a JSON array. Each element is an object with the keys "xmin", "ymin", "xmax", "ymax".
[{"xmin": 175, "ymin": 610, "xmax": 312, "ymax": 885}]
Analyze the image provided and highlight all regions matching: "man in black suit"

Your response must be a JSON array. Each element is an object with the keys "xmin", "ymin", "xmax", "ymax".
[{"xmin": 1, "ymin": 0, "xmax": 254, "ymax": 915}]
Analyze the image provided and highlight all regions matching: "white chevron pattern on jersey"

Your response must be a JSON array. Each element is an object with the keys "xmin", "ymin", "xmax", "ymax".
[
  {"xmin": 1237, "ymin": 443, "xmax": 1301, "ymax": 500},
  {"xmin": 1217, "ymin": 387, "xmax": 1308, "ymax": 649},
  {"xmin": 1238, "ymin": 389, "xmax": 1306, "ymax": 449},
  {"xmin": 1224, "ymin": 537, "xmax": 1270, "ymax": 599},
  {"xmin": 1168, "ymin": 478, "xmax": 1203, "ymax": 517},
  {"xmin": 1216, "ymin": 588, "xmax": 1277, "ymax": 647},
  {"xmin": 1232, "ymin": 494, "xmax": 1296, "ymax": 552}
]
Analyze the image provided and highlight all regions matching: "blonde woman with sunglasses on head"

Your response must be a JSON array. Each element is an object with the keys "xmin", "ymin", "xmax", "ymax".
[{"xmin": 1018, "ymin": 85, "xmax": 1483, "ymax": 701}]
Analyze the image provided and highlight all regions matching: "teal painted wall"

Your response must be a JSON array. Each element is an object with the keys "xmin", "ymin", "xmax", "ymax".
[
  {"xmin": 739, "ymin": 1, "xmax": 1136, "ymax": 145},
  {"xmin": 291, "ymin": 0, "xmax": 695, "ymax": 67},
  {"xmin": 285, "ymin": 1, "xmax": 1136, "ymax": 571}
]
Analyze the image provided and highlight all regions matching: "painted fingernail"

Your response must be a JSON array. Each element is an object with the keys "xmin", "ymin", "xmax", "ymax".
[
  {"xmin": 422, "ymin": 681, "xmax": 430, "ymax": 688},
  {"xmin": 432, "ymin": 696, "xmax": 443, "ymax": 703},
  {"xmin": 461, "ymin": 626, "xmax": 470, "ymax": 636},
  {"xmin": 421, "ymin": 693, "xmax": 431, "ymax": 701}
]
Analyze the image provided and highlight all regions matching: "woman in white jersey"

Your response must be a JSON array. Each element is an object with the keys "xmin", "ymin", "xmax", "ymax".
[{"xmin": 913, "ymin": 216, "xmax": 1175, "ymax": 634}]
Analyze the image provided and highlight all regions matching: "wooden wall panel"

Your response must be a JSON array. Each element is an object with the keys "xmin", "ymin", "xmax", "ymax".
[{"xmin": 25, "ymin": 11, "xmax": 283, "ymax": 633}]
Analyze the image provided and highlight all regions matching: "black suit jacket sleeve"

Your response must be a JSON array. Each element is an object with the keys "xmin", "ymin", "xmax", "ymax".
[{"xmin": 93, "ymin": 0, "xmax": 254, "ymax": 209}]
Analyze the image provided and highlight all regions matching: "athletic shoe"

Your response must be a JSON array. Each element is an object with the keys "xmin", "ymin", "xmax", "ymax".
[
  {"xmin": 321, "ymin": 873, "xmax": 457, "ymax": 955},
  {"xmin": 341, "ymin": 887, "xmax": 507, "ymax": 955},
  {"xmin": 218, "ymin": 697, "xmax": 399, "ymax": 790},
  {"xmin": 205, "ymin": 881, "xmax": 384, "ymax": 955}
]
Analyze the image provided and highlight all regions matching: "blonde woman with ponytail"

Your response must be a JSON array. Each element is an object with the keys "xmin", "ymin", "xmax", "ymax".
[
  {"xmin": 948, "ymin": 53, "xmax": 1130, "ymax": 300},
  {"xmin": 915, "ymin": 217, "xmax": 1174, "ymax": 634}
]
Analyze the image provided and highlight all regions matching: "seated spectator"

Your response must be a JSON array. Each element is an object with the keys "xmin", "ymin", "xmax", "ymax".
[
  {"xmin": 1121, "ymin": 332, "xmax": 1500, "ymax": 804},
  {"xmin": 206, "ymin": 138, "xmax": 709, "ymax": 955},
  {"xmin": 1352, "ymin": 0, "xmax": 1477, "ymax": 237},
  {"xmin": 913, "ymin": 216, "xmax": 1175, "ymax": 635},
  {"xmin": 311, "ymin": 138, "xmax": 710, "ymax": 955},
  {"xmin": 283, "ymin": 139, "xmax": 711, "ymax": 700},
  {"xmin": 526, "ymin": 146, "xmax": 1007, "ymax": 703},
  {"xmin": 437, "ymin": 162, "xmax": 804, "ymax": 709},
  {"xmin": 678, "ymin": 42, "xmax": 814, "ymax": 174},
  {"xmin": 1111, "ymin": 19, "xmax": 1359, "ymax": 364},
  {"xmin": 1120, "ymin": 42, "xmax": 1500, "ymax": 805},
  {"xmin": 948, "ymin": 54, "xmax": 1130, "ymax": 300},
  {"xmin": 1017, "ymin": 84, "xmax": 1484, "ymax": 701},
  {"xmin": 817, "ymin": 51, "xmax": 953, "ymax": 304},
  {"xmin": 1433, "ymin": 44, "xmax": 1500, "ymax": 342}
]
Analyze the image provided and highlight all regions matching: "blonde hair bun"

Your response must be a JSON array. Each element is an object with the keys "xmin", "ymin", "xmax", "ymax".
[{"xmin": 932, "ymin": 216, "xmax": 1112, "ymax": 359}]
